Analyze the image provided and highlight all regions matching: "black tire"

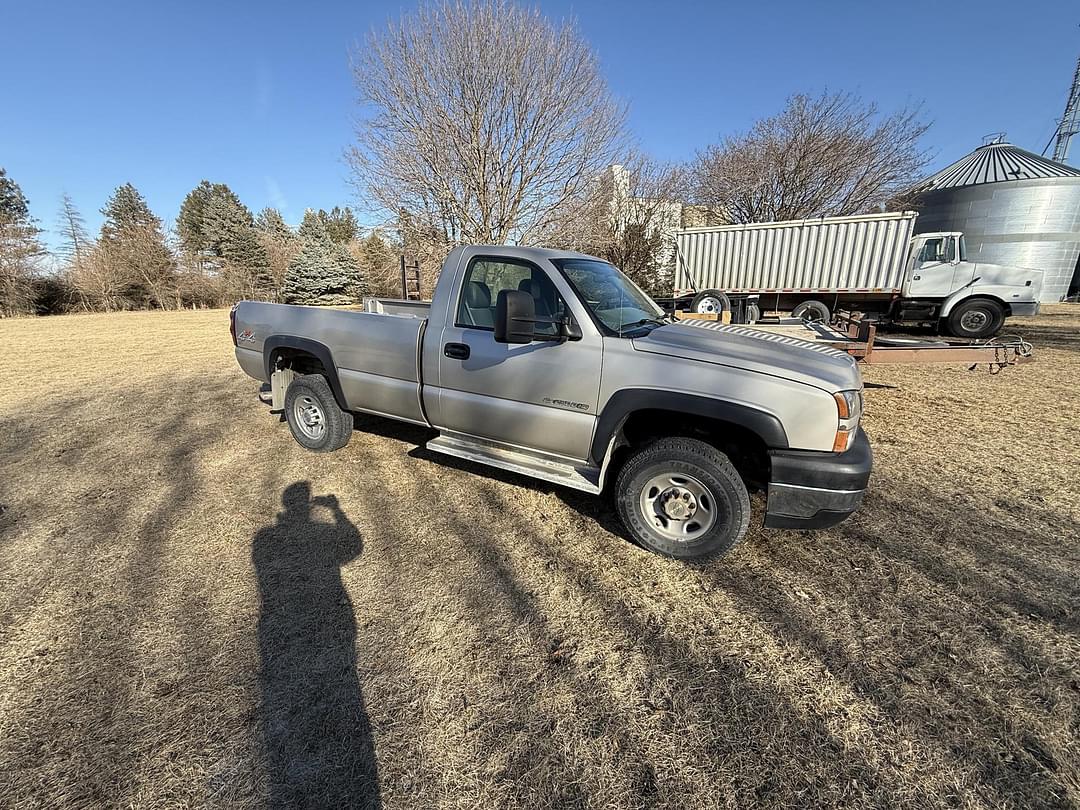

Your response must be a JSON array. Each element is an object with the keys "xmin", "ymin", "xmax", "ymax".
[
  {"xmin": 792, "ymin": 300, "xmax": 830, "ymax": 323},
  {"xmin": 283, "ymin": 374, "xmax": 353, "ymax": 452},
  {"xmin": 745, "ymin": 302, "xmax": 761, "ymax": 324},
  {"xmin": 614, "ymin": 438, "xmax": 751, "ymax": 561},
  {"xmin": 690, "ymin": 289, "xmax": 731, "ymax": 315},
  {"xmin": 945, "ymin": 298, "xmax": 1005, "ymax": 339}
]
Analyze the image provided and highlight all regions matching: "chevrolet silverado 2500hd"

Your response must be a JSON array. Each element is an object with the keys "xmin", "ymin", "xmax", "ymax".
[{"xmin": 232, "ymin": 245, "xmax": 872, "ymax": 560}]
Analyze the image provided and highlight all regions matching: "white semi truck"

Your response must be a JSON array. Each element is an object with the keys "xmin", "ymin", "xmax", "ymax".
[{"xmin": 674, "ymin": 212, "xmax": 1043, "ymax": 338}]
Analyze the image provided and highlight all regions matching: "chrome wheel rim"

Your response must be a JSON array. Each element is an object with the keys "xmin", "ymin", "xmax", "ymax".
[
  {"xmin": 638, "ymin": 472, "xmax": 717, "ymax": 542},
  {"xmin": 960, "ymin": 309, "xmax": 989, "ymax": 332},
  {"xmin": 695, "ymin": 296, "xmax": 724, "ymax": 314},
  {"xmin": 293, "ymin": 395, "xmax": 326, "ymax": 440}
]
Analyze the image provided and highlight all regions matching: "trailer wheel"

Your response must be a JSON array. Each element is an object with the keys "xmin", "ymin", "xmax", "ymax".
[
  {"xmin": 284, "ymin": 374, "xmax": 353, "ymax": 452},
  {"xmin": 615, "ymin": 438, "xmax": 750, "ymax": 561},
  {"xmin": 690, "ymin": 289, "xmax": 730, "ymax": 315},
  {"xmin": 946, "ymin": 299, "xmax": 1005, "ymax": 339},
  {"xmin": 745, "ymin": 303, "xmax": 761, "ymax": 324},
  {"xmin": 792, "ymin": 300, "xmax": 830, "ymax": 323}
]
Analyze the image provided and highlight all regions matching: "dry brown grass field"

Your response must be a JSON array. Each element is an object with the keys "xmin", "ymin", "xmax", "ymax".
[{"xmin": 1, "ymin": 304, "xmax": 1078, "ymax": 809}]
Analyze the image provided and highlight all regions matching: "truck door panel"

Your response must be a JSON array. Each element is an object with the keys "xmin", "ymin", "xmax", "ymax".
[
  {"xmin": 434, "ymin": 255, "xmax": 602, "ymax": 462},
  {"xmin": 904, "ymin": 236, "xmax": 964, "ymax": 298}
]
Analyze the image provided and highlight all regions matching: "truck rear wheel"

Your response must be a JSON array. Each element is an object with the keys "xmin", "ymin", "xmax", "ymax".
[
  {"xmin": 284, "ymin": 374, "xmax": 353, "ymax": 452},
  {"xmin": 946, "ymin": 299, "xmax": 1005, "ymax": 339},
  {"xmin": 690, "ymin": 289, "xmax": 730, "ymax": 315},
  {"xmin": 615, "ymin": 438, "xmax": 751, "ymax": 561}
]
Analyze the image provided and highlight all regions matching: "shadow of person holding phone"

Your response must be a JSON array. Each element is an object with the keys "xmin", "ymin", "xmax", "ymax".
[{"xmin": 252, "ymin": 482, "xmax": 381, "ymax": 808}]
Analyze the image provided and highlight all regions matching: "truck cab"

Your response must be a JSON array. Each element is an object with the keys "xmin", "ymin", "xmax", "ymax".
[{"xmin": 903, "ymin": 232, "xmax": 1043, "ymax": 337}]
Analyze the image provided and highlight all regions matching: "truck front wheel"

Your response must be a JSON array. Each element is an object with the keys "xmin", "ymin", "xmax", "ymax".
[
  {"xmin": 946, "ymin": 299, "xmax": 1005, "ymax": 339},
  {"xmin": 284, "ymin": 374, "xmax": 353, "ymax": 452},
  {"xmin": 690, "ymin": 289, "xmax": 730, "ymax": 315},
  {"xmin": 615, "ymin": 438, "xmax": 751, "ymax": 561}
]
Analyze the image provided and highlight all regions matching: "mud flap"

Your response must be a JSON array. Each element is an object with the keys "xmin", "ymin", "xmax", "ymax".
[{"xmin": 270, "ymin": 367, "xmax": 295, "ymax": 412}]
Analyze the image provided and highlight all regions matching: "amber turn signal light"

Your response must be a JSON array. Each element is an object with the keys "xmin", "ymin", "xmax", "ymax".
[{"xmin": 833, "ymin": 391, "xmax": 851, "ymax": 419}]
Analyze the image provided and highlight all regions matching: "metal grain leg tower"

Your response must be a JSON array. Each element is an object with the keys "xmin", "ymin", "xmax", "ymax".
[{"xmin": 1051, "ymin": 55, "xmax": 1080, "ymax": 164}]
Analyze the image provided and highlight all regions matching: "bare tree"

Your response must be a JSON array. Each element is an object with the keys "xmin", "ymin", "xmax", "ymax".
[
  {"xmin": 56, "ymin": 193, "xmax": 90, "ymax": 272},
  {"xmin": 70, "ymin": 241, "xmax": 136, "ymax": 312},
  {"xmin": 0, "ymin": 168, "xmax": 45, "ymax": 316},
  {"xmin": 348, "ymin": 0, "xmax": 627, "ymax": 254},
  {"xmin": 544, "ymin": 156, "xmax": 688, "ymax": 295},
  {"xmin": 693, "ymin": 92, "xmax": 931, "ymax": 223},
  {"xmin": 348, "ymin": 228, "xmax": 401, "ymax": 298},
  {"xmin": 0, "ymin": 222, "xmax": 42, "ymax": 316}
]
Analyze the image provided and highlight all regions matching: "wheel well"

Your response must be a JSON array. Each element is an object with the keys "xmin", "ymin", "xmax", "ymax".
[
  {"xmin": 606, "ymin": 409, "xmax": 770, "ymax": 492},
  {"xmin": 267, "ymin": 346, "xmax": 349, "ymax": 409},
  {"xmin": 270, "ymin": 347, "xmax": 328, "ymax": 377}
]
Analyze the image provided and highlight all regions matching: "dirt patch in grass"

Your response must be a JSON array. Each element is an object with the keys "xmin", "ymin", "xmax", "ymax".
[{"xmin": 1, "ymin": 305, "xmax": 1078, "ymax": 808}]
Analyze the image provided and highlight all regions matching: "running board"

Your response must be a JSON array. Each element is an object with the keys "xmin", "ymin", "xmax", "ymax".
[{"xmin": 425, "ymin": 434, "xmax": 601, "ymax": 494}]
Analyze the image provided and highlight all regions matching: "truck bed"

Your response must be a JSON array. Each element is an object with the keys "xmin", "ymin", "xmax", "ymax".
[{"xmin": 232, "ymin": 299, "xmax": 429, "ymax": 424}]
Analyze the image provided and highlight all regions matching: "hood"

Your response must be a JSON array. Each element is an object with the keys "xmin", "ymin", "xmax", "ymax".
[
  {"xmin": 632, "ymin": 321, "xmax": 861, "ymax": 392},
  {"xmin": 968, "ymin": 263, "xmax": 1044, "ymax": 297}
]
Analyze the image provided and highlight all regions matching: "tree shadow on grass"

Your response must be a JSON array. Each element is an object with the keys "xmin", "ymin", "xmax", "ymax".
[{"xmin": 253, "ymin": 482, "xmax": 381, "ymax": 809}]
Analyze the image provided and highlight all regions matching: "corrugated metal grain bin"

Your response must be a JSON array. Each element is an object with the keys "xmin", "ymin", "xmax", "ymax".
[
  {"xmin": 674, "ymin": 212, "xmax": 918, "ymax": 296},
  {"xmin": 911, "ymin": 141, "xmax": 1080, "ymax": 302}
]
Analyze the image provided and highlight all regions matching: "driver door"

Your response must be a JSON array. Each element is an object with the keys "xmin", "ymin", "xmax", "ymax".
[
  {"xmin": 904, "ymin": 236, "xmax": 962, "ymax": 297},
  {"xmin": 435, "ymin": 255, "xmax": 603, "ymax": 462}
]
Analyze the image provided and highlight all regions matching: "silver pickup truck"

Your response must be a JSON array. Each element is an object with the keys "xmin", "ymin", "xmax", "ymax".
[{"xmin": 232, "ymin": 245, "xmax": 871, "ymax": 560}]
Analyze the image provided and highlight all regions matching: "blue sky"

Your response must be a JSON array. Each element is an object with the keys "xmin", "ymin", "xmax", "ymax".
[{"xmin": 3, "ymin": 0, "xmax": 1077, "ymax": 249}]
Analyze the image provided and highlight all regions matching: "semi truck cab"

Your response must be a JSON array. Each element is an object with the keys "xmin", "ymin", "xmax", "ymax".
[{"xmin": 903, "ymin": 231, "xmax": 1042, "ymax": 336}]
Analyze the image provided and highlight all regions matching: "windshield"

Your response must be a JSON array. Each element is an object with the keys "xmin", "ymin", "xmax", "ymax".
[{"xmin": 554, "ymin": 258, "xmax": 665, "ymax": 336}]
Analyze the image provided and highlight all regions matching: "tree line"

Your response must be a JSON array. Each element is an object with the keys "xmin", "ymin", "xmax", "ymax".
[
  {"xmin": 0, "ymin": 170, "xmax": 402, "ymax": 316},
  {"xmin": 1, "ymin": 0, "xmax": 932, "ymax": 317}
]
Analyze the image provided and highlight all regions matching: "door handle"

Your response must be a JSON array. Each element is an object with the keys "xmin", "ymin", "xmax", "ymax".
[
  {"xmin": 443, "ymin": 342, "xmax": 470, "ymax": 360},
  {"xmin": 913, "ymin": 275, "xmax": 921, "ymax": 280}
]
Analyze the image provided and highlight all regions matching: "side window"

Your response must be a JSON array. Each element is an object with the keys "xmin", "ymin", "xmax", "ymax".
[
  {"xmin": 455, "ymin": 258, "xmax": 567, "ymax": 336},
  {"xmin": 918, "ymin": 238, "xmax": 943, "ymax": 264}
]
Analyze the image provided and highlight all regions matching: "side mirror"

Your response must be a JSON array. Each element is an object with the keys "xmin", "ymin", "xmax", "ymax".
[{"xmin": 494, "ymin": 289, "xmax": 535, "ymax": 344}]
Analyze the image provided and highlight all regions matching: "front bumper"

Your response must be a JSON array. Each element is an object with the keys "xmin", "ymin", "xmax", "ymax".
[
  {"xmin": 764, "ymin": 427, "xmax": 872, "ymax": 529},
  {"xmin": 1009, "ymin": 302, "xmax": 1040, "ymax": 318}
]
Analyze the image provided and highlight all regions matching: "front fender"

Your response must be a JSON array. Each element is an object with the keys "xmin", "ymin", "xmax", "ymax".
[
  {"xmin": 939, "ymin": 288, "xmax": 1011, "ymax": 317},
  {"xmin": 590, "ymin": 388, "xmax": 790, "ymax": 466}
]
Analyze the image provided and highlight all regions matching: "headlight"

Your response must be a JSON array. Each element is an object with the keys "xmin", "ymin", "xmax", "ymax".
[{"xmin": 832, "ymin": 389, "xmax": 862, "ymax": 452}]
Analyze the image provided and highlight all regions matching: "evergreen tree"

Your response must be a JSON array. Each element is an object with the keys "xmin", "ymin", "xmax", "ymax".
[
  {"xmin": 317, "ymin": 206, "xmax": 359, "ymax": 244},
  {"xmin": 177, "ymin": 180, "xmax": 221, "ymax": 256},
  {"xmin": 177, "ymin": 181, "xmax": 273, "ymax": 298},
  {"xmin": 99, "ymin": 183, "xmax": 176, "ymax": 308},
  {"xmin": 256, "ymin": 207, "xmax": 294, "ymax": 240},
  {"xmin": 255, "ymin": 207, "xmax": 298, "ymax": 297},
  {"xmin": 282, "ymin": 211, "xmax": 364, "ymax": 305},
  {"xmin": 203, "ymin": 192, "xmax": 269, "ymax": 269},
  {"xmin": 0, "ymin": 168, "xmax": 44, "ymax": 315},
  {"xmin": 0, "ymin": 168, "xmax": 32, "ymax": 226},
  {"xmin": 100, "ymin": 183, "xmax": 163, "ymax": 243}
]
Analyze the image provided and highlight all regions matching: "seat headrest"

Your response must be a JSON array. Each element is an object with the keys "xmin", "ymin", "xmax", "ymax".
[
  {"xmin": 517, "ymin": 277, "xmax": 541, "ymax": 298},
  {"xmin": 465, "ymin": 280, "xmax": 491, "ymax": 308}
]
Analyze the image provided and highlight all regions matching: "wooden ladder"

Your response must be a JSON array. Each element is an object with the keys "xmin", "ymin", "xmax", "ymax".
[{"xmin": 400, "ymin": 256, "xmax": 422, "ymax": 300}]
